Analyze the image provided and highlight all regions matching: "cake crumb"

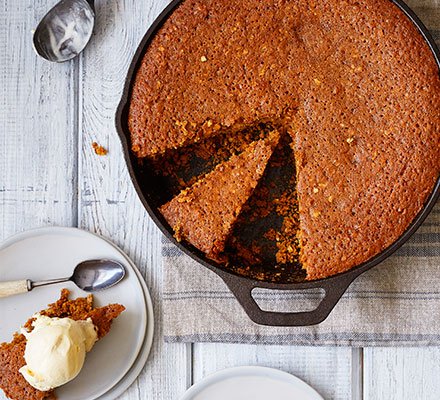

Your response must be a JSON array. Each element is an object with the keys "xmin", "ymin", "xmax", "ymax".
[{"xmin": 92, "ymin": 142, "xmax": 107, "ymax": 156}]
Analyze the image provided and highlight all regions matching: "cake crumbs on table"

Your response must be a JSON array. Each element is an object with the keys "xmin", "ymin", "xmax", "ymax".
[{"xmin": 92, "ymin": 142, "xmax": 107, "ymax": 155}]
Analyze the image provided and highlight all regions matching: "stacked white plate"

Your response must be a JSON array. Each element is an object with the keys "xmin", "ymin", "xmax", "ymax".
[
  {"xmin": 181, "ymin": 366, "xmax": 324, "ymax": 400},
  {"xmin": 0, "ymin": 227, "xmax": 154, "ymax": 400}
]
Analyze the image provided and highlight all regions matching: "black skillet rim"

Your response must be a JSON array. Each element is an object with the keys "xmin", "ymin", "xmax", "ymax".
[{"xmin": 115, "ymin": 0, "xmax": 440, "ymax": 293}]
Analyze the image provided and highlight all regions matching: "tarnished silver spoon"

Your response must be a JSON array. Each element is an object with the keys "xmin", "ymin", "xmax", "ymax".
[
  {"xmin": 0, "ymin": 259, "xmax": 125, "ymax": 299},
  {"xmin": 33, "ymin": 0, "xmax": 95, "ymax": 62}
]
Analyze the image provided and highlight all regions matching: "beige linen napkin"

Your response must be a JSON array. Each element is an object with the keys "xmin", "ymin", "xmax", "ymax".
[{"xmin": 163, "ymin": 0, "xmax": 440, "ymax": 346}]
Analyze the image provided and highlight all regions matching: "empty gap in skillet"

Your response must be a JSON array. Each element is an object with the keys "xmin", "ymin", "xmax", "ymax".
[
  {"xmin": 225, "ymin": 131, "xmax": 305, "ymax": 283},
  {"xmin": 137, "ymin": 121, "xmax": 304, "ymax": 283}
]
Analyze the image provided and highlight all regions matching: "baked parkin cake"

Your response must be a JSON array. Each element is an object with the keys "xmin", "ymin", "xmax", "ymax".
[
  {"xmin": 160, "ymin": 130, "xmax": 281, "ymax": 260},
  {"xmin": 129, "ymin": 0, "xmax": 440, "ymax": 279},
  {"xmin": 0, "ymin": 290, "xmax": 125, "ymax": 400}
]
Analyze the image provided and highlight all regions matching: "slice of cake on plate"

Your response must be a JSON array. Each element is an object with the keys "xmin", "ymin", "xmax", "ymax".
[{"xmin": 0, "ymin": 289, "xmax": 125, "ymax": 400}]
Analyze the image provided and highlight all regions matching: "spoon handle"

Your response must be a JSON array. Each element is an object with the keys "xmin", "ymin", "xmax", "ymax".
[
  {"xmin": 32, "ymin": 277, "xmax": 70, "ymax": 288},
  {"xmin": 0, "ymin": 280, "xmax": 31, "ymax": 299}
]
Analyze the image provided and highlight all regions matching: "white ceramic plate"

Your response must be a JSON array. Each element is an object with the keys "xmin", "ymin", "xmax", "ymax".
[
  {"xmin": 0, "ymin": 227, "xmax": 152, "ymax": 400},
  {"xmin": 181, "ymin": 366, "xmax": 324, "ymax": 400}
]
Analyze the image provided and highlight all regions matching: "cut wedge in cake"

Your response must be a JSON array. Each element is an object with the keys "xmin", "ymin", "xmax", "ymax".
[
  {"xmin": 159, "ymin": 130, "xmax": 281, "ymax": 260},
  {"xmin": 0, "ymin": 289, "xmax": 125, "ymax": 400}
]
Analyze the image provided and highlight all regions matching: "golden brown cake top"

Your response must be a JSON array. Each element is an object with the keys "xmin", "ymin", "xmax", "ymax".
[{"xmin": 130, "ymin": 0, "xmax": 440, "ymax": 279}]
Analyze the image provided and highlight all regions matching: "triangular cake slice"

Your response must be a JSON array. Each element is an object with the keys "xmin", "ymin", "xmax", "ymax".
[
  {"xmin": 159, "ymin": 129, "xmax": 281, "ymax": 260},
  {"xmin": 0, "ymin": 289, "xmax": 125, "ymax": 400}
]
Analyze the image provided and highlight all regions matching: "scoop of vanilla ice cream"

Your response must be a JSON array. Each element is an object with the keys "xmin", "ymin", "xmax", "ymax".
[{"xmin": 19, "ymin": 314, "xmax": 98, "ymax": 391}]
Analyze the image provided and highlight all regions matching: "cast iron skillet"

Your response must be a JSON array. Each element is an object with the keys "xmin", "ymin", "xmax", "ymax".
[{"xmin": 116, "ymin": 0, "xmax": 440, "ymax": 326}]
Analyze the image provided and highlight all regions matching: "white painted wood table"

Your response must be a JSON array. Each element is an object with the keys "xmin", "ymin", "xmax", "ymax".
[{"xmin": 1, "ymin": 1, "xmax": 440, "ymax": 399}]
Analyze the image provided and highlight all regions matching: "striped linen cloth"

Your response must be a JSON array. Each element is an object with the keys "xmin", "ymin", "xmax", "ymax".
[{"xmin": 163, "ymin": 0, "xmax": 440, "ymax": 346}]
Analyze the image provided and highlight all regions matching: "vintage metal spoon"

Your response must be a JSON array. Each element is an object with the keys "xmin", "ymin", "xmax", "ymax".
[
  {"xmin": 33, "ymin": 0, "xmax": 95, "ymax": 62},
  {"xmin": 0, "ymin": 259, "xmax": 125, "ymax": 299}
]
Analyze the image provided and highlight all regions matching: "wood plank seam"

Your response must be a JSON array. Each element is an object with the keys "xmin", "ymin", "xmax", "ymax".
[
  {"xmin": 76, "ymin": 52, "xmax": 84, "ymax": 229},
  {"xmin": 72, "ymin": 56, "xmax": 80, "ymax": 228},
  {"xmin": 351, "ymin": 348, "xmax": 363, "ymax": 400},
  {"xmin": 187, "ymin": 342, "xmax": 193, "ymax": 389}
]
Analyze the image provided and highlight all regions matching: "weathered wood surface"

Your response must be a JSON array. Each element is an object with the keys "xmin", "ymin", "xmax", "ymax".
[{"xmin": 1, "ymin": 1, "xmax": 439, "ymax": 399}]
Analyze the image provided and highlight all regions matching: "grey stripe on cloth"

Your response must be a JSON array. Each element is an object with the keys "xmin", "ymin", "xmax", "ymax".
[
  {"xmin": 162, "ymin": 7, "xmax": 440, "ymax": 345},
  {"xmin": 164, "ymin": 332, "xmax": 440, "ymax": 346},
  {"xmin": 163, "ymin": 292, "xmax": 440, "ymax": 300}
]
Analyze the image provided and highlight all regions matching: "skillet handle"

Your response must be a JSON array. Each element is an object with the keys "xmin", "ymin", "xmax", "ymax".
[{"xmin": 220, "ymin": 272, "xmax": 358, "ymax": 327}]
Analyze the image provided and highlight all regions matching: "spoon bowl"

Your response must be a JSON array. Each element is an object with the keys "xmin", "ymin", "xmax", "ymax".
[
  {"xmin": 33, "ymin": 0, "xmax": 95, "ymax": 62},
  {"xmin": 71, "ymin": 259, "xmax": 126, "ymax": 291}
]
